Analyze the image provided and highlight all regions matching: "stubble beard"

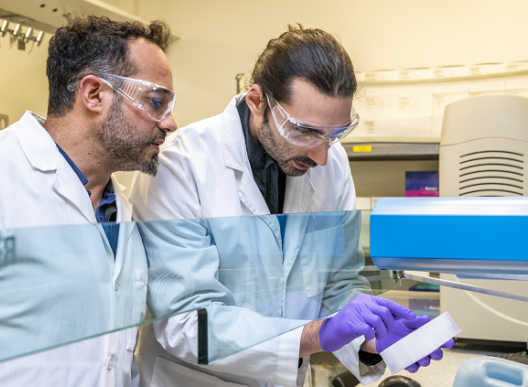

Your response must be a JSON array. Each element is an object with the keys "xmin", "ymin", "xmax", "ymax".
[
  {"xmin": 98, "ymin": 97, "xmax": 165, "ymax": 176},
  {"xmin": 258, "ymin": 116, "xmax": 316, "ymax": 177}
]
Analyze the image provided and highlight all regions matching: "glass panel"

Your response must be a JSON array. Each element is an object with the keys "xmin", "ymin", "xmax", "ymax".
[
  {"xmin": 360, "ymin": 209, "xmax": 400, "ymax": 294},
  {"xmin": 0, "ymin": 210, "xmax": 399, "ymax": 372},
  {"xmin": 137, "ymin": 210, "xmax": 400, "ymax": 365},
  {"xmin": 0, "ymin": 222, "xmax": 193, "ymax": 366}
]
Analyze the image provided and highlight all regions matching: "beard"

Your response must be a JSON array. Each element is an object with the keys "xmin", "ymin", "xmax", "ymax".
[
  {"xmin": 258, "ymin": 116, "xmax": 316, "ymax": 177},
  {"xmin": 98, "ymin": 96, "xmax": 166, "ymax": 176}
]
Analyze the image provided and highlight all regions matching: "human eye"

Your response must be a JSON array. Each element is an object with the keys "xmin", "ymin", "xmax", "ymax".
[
  {"xmin": 143, "ymin": 93, "xmax": 165, "ymax": 111},
  {"xmin": 290, "ymin": 124, "xmax": 311, "ymax": 135},
  {"xmin": 150, "ymin": 98, "xmax": 163, "ymax": 110},
  {"xmin": 141, "ymin": 89, "xmax": 166, "ymax": 110},
  {"xmin": 296, "ymin": 126, "xmax": 325, "ymax": 138},
  {"xmin": 325, "ymin": 127, "xmax": 348, "ymax": 141},
  {"xmin": 289, "ymin": 126, "xmax": 319, "ymax": 142}
]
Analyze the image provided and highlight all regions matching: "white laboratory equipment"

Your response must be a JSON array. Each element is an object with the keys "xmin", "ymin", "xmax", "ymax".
[{"xmin": 439, "ymin": 94, "xmax": 528, "ymax": 345}]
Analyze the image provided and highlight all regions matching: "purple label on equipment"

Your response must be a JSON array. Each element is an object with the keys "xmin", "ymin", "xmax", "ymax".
[
  {"xmin": 405, "ymin": 190, "xmax": 439, "ymax": 197},
  {"xmin": 405, "ymin": 171, "xmax": 439, "ymax": 197}
]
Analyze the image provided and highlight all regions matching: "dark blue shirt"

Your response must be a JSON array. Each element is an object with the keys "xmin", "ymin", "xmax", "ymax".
[{"xmin": 56, "ymin": 144, "xmax": 120, "ymax": 256}]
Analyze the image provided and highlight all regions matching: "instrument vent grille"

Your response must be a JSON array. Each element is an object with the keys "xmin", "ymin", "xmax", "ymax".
[{"xmin": 458, "ymin": 150, "xmax": 524, "ymax": 197}]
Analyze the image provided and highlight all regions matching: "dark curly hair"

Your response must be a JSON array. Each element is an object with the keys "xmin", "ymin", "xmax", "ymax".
[
  {"xmin": 251, "ymin": 23, "xmax": 356, "ymax": 106},
  {"xmin": 46, "ymin": 15, "xmax": 172, "ymax": 117}
]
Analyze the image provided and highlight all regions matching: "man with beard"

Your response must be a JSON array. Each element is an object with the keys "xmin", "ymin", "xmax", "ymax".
[
  {"xmin": 130, "ymin": 25, "xmax": 452, "ymax": 387},
  {"xmin": 0, "ymin": 15, "xmax": 176, "ymax": 387}
]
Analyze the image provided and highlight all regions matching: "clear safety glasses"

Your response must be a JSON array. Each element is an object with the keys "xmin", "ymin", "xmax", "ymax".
[
  {"xmin": 266, "ymin": 94, "xmax": 359, "ymax": 147},
  {"xmin": 68, "ymin": 74, "xmax": 176, "ymax": 122}
]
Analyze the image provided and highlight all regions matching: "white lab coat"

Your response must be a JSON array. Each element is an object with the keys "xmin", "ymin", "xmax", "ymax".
[
  {"xmin": 0, "ymin": 111, "xmax": 148, "ymax": 387},
  {"xmin": 129, "ymin": 95, "xmax": 386, "ymax": 387}
]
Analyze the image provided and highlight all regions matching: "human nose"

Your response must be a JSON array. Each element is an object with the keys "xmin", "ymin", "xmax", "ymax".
[
  {"xmin": 158, "ymin": 113, "xmax": 178, "ymax": 133},
  {"xmin": 306, "ymin": 141, "xmax": 330, "ymax": 166}
]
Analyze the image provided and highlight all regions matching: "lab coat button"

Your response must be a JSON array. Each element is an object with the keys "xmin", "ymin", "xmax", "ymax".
[
  {"xmin": 115, "ymin": 283, "xmax": 120, "ymax": 291},
  {"xmin": 107, "ymin": 356, "xmax": 115, "ymax": 370}
]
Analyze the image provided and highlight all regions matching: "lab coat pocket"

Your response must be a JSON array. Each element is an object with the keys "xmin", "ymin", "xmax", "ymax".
[
  {"xmin": 299, "ymin": 225, "xmax": 345, "ymax": 298},
  {"xmin": 150, "ymin": 357, "xmax": 247, "ymax": 387},
  {"xmin": 132, "ymin": 268, "xmax": 148, "ymax": 325}
]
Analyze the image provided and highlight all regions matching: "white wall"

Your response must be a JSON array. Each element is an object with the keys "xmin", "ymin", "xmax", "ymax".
[
  {"xmin": 5, "ymin": 0, "xmax": 528, "ymax": 128},
  {"xmin": 4, "ymin": 0, "xmax": 528, "ymax": 198},
  {"xmin": 0, "ymin": 34, "xmax": 51, "ymax": 124},
  {"xmin": 129, "ymin": 0, "xmax": 528, "ymax": 128}
]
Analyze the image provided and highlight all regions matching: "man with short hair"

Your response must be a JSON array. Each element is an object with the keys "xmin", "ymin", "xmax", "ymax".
[
  {"xmin": 130, "ymin": 25, "xmax": 451, "ymax": 387},
  {"xmin": 0, "ymin": 15, "xmax": 177, "ymax": 387}
]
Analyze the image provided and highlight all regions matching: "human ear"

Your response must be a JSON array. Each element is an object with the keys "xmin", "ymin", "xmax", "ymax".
[
  {"xmin": 78, "ymin": 75, "xmax": 112, "ymax": 114},
  {"xmin": 245, "ymin": 84, "xmax": 267, "ymax": 119}
]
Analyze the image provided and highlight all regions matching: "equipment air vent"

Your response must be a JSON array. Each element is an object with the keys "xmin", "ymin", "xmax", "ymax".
[{"xmin": 458, "ymin": 150, "xmax": 524, "ymax": 197}]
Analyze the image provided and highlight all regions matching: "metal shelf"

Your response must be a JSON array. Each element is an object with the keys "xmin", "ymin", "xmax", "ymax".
[
  {"xmin": 343, "ymin": 142, "xmax": 440, "ymax": 161},
  {"xmin": 358, "ymin": 69, "xmax": 528, "ymax": 86}
]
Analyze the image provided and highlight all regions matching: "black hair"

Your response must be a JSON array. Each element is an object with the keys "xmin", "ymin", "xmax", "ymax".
[
  {"xmin": 46, "ymin": 15, "xmax": 172, "ymax": 117},
  {"xmin": 251, "ymin": 23, "xmax": 356, "ymax": 105}
]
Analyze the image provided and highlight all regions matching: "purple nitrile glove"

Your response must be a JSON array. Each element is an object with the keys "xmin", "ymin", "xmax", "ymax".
[
  {"xmin": 319, "ymin": 294, "xmax": 416, "ymax": 353},
  {"xmin": 376, "ymin": 315, "xmax": 456, "ymax": 373}
]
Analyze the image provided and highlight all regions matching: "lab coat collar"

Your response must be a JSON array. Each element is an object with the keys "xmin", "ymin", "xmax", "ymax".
[
  {"xmin": 111, "ymin": 174, "xmax": 134, "ymax": 282},
  {"xmin": 15, "ymin": 112, "xmax": 136, "ymax": 279},
  {"xmin": 220, "ymin": 95, "xmax": 317, "ymax": 215},
  {"xmin": 15, "ymin": 111, "xmax": 60, "ymax": 172},
  {"xmin": 220, "ymin": 94, "xmax": 249, "ymax": 173},
  {"xmin": 112, "ymin": 175, "xmax": 133, "ymax": 223},
  {"xmin": 14, "ymin": 111, "xmax": 95, "ymax": 223},
  {"xmin": 285, "ymin": 170, "xmax": 316, "ymax": 213},
  {"xmin": 14, "ymin": 112, "xmax": 137, "ymax": 224},
  {"xmin": 303, "ymin": 171, "xmax": 316, "ymax": 212},
  {"xmin": 53, "ymin": 153, "xmax": 96, "ymax": 223},
  {"xmin": 221, "ymin": 94, "xmax": 270, "ymax": 215}
]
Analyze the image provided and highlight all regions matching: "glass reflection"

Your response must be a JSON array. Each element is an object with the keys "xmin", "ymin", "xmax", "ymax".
[
  {"xmin": 138, "ymin": 210, "xmax": 399, "ymax": 364},
  {"xmin": 0, "ymin": 210, "xmax": 399, "ymax": 368}
]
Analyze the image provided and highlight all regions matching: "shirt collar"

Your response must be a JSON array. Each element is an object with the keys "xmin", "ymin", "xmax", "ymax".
[
  {"xmin": 55, "ymin": 143, "xmax": 88, "ymax": 186},
  {"xmin": 237, "ymin": 98, "xmax": 274, "ymax": 172},
  {"xmin": 55, "ymin": 142, "xmax": 115, "ymax": 197}
]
